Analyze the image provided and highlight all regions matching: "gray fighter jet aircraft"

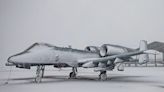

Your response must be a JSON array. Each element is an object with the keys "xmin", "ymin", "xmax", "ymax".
[{"xmin": 6, "ymin": 40, "xmax": 150, "ymax": 83}]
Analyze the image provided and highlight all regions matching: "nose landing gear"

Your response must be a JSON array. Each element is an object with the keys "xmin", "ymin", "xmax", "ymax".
[{"xmin": 35, "ymin": 65, "xmax": 45, "ymax": 83}]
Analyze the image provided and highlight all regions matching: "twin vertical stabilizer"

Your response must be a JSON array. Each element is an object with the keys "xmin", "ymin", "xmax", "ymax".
[{"xmin": 139, "ymin": 40, "xmax": 149, "ymax": 64}]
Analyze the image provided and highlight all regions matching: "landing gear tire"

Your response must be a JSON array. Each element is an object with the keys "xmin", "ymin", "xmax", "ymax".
[
  {"xmin": 69, "ymin": 72, "xmax": 76, "ymax": 79},
  {"xmin": 35, "ymin": 75, "xmax": 41, "ymax": 83},
  {"xmin": 69, "ymin": 67, "xmax": 77, "ymax": 79},
  {"xmin": 99, "ymin": 71, "xmax": 107, "ymax": 81}
]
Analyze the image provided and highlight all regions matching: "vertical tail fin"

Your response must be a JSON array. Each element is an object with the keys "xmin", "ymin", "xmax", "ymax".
[
  {"xmin": 139, "ymin": 40, "xmax": 148, "ymax": 51},
  {"xmin": 139, "ymin": 40, "xmax": 149, "ymax": 64}
]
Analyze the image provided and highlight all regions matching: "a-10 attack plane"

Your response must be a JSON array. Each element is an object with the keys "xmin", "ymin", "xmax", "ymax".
[{"xmin": 6, "ymin": 40, "xmax": 151, "ymax": 83}]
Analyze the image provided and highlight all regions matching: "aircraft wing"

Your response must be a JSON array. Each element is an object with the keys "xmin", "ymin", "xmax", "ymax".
[{"xmin": 78, "ymin": 50, "xmax": 145, "ymax": 63}]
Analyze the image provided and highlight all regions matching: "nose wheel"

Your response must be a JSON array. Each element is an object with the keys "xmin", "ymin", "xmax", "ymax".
[
  {"xmin": 69, "ymin": 72, "xmax": 76, "ymax": 78},
  {"xmin": 69, "ymin": 67, "xmax": 77, "ymax": 79},
  {"xmin": 99, "ymin": 71, "xmax": 107, "ymax": 81}
]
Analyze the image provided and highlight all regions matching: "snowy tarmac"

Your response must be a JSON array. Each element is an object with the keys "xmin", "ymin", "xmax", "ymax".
[{"xmin": 0, "ymin": 67, "xmax": 164, "ymax": 92}]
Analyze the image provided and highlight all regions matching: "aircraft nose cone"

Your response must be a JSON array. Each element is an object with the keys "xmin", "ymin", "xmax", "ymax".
[
  {"xmin": 8, "ymin": 55, "xmax": 21, "ymax": 63},
  {"xmin": 7, "ymin": 49, "xmax": 57, "ymax": 64},
  {"xmin": 6, "ymin": 56, "xmax": 18, "ymax": 66},
  {"xmin": 7, "ymin": 53, "xmax": 35, "ymax": 64},
  {"xmin": 7, "ymin": 52, "xmax": 33, "ymax": 64}
]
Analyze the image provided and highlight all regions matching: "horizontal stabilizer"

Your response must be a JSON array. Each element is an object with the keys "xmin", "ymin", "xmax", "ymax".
[{"xmin": 139, "ymin": 54, "xmax": 149, "ymax": 64}]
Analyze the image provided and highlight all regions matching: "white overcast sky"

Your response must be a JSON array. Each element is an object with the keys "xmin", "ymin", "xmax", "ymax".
[{"xmin": 0, "ymin": 0, "xmax": 164, "ymax": 66}]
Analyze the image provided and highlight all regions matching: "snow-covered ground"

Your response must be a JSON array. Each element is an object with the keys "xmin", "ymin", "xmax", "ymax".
[{"xmin": 0, "ymin": 67, "xmax": 164, "ymax": 92}]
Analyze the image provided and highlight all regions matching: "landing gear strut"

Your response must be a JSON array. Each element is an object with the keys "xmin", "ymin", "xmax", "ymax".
[
  {"xmin": 69, "ymin": 67, "xmax": 77, "ymax": 79},
  {"xmin": 99, "ymin": 71, "xmax": 107, "ymax": 81},
  {"xmin": 35, "ymin": 65, "xmax": 45, "ymax": 83}
]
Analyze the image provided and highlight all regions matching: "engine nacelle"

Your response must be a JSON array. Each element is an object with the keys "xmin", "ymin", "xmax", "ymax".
[
  {"xmin": 99, "ymin": 44, "xmax": 128, "ymax": 57},
  {"xmin": 85, "ymin": 46, "xmax": 100, "ymax": 53}
]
